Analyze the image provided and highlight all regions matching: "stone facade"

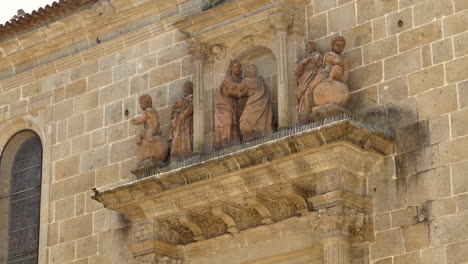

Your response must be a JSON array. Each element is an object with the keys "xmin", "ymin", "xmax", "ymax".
[{"xmin": 0, "ymin": 0, "xmax": 467, "ymax": 263}]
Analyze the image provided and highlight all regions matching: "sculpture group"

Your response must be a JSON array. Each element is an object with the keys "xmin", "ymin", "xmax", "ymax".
[
  {"xmin": 131, "ymin": 82, "xmax": 193, "ymax": 170},
  {"xmin": 214, "ymin": 61, "xmax": 273, "ymax": 149},
  {"xmin": 132, "ymin": 36, "xmax": 350, "ymax": 170},
  {"xmin": 296, "ymin": 37, "xmax": 350, "ymax": 124}
]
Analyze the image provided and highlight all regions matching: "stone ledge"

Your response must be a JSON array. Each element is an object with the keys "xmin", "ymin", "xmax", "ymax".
[{"xmin": 93, "ymin": 118, "xmax": 393, "ymax": 220}]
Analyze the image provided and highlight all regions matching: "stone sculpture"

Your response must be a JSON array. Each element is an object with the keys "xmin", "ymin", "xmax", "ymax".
[
  {"xmin": 239, "ymin": 64, "xmax": 273, "ymax": 141},
  {"xmin": 311, "ymin": 36, "xmax": 350, "ymax": 110},
  {"xmin": 214, "ymin": 60, "xmax": 245, "ymax": 150},
  {"xmin": 132, "ymin": 94, "xmax": 169, "ymax": 170},
  {"xmin": 169, "ymin": 81, "xmax": 194, "ymax": 162},
  {"xmin": 295, "ymin": 40, "xmax": 323, "ymax": 124}
]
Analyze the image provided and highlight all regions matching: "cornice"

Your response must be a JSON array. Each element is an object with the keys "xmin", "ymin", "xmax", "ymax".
[
  {"xmin": 93, "ymin": 120, "xmax": 393, "ymax": 220},
  {"xmin": 0, "ymin": 0, "xmax": 198, "ymax": 81}
]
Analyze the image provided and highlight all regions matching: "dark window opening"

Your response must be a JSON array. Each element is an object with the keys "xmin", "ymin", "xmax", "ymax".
[{"xmin": 7, "ymin": 136, "xmax": 42, "ymax": 264}]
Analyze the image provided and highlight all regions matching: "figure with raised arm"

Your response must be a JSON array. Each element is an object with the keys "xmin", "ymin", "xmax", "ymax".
[
  {"xmin": 132, "ymin": 94, "xmax": 169, "ymax": 169},
  {"xmin": 239, "ymin": 64, "xmax": 273, "ymax": 141},
  {"xmin": 295, "ymin": 40, "xmax": 323, "ymax": 124},
  {"xmin": 310, "ymin": 36, "xmax": 351, "ymax": 110},
  {"xmin": 214, "ymin": 60, "xmax": 248, "ymax": 150}
]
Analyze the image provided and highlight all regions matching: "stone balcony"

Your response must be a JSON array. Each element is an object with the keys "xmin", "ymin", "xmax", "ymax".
[{"xmin": 92, "ymin": 117, "xmax": 394, "ymax": 263}]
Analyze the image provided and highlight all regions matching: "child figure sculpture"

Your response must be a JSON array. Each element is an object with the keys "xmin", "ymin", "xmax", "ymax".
[{"xmin": 132, "ymin": 94, "xmax": 169, "ymax": 169}]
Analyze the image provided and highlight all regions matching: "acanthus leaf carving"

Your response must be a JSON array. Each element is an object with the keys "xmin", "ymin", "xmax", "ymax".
[
  {"xmin": 154, "ymin": 219, "xmax": 195, "ymax": 245},
  {"xmin": 311, "ymin": 205, "xmax": 366, "ymax": 238},
  {"xmin": 184, "ymin": 209, "xmax": 228, "ymax": 239},
  {"xmin": 212, "ymin": 202, "xmax": 263, "ymax": 232}
]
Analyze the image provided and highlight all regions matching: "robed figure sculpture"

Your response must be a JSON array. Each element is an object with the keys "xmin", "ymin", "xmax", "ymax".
[
  {"xmin": 295, "ymin": 40, "xmax": 323, "ymax": 124},
  {"xmin": 169, "ymin": 81, "xmax": 194, "ymax": 162},
  {"xmin": 239, "ymin": 64, "xmax": 273, "ymax": 141},
  {"xmin": 214, "ymin": 60, "xmax": 245, "ymax": 150}
]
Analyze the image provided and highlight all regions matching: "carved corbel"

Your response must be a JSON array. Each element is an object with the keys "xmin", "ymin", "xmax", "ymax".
[
  {"xmin": 245, "ymin": 193, "xmax": 274, "ymax": 224},
  {"xmin": 211, "ymin": 203, "xmax": 239, "ymax": 234},
  {"xmin": 177, "ymin": 212, "xmax": 205, "ymax": 241},
  {"xmin": 281, "ymin": 183, "xmax": 314, "ymax": 215}
]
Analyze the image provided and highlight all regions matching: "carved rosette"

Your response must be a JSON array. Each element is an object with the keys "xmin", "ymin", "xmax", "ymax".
[{"xmin": 312, "ymin": 205, "xmax": 365, "ymax": 238}]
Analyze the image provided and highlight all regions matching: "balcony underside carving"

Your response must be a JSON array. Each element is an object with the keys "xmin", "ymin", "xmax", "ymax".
[{"xmin": 93, "ymin": 120, "xmax": 393, "ymax": 261}]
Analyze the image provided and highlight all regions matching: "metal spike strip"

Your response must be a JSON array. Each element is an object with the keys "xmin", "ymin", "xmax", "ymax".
[{"xmin": 133, "ymin": 115, "xmax": 394, "ymax": 181}]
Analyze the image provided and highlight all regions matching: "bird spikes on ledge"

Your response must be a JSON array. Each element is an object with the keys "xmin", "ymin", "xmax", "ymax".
[{"xmin": 131, "ymin": 112, "xmax": 394, "ymax": 180}]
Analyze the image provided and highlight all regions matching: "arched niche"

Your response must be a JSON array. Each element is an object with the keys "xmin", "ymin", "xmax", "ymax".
[
  {"xmin": 228, "ymin": 45, "xmax": 279, "ymax": 131},
  {"xmin": 0, "ymin": 130, "xmax": 42, "ymax": 263}
]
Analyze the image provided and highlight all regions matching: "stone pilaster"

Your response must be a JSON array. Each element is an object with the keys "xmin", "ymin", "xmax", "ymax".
[
  {"xmin": 188, "ymin": 43, "xmax": 211, "ymax": 153},
  {"xmin": 129, "ymin": 221, "xmax": 184, "ymax": 264},
  {"xmin": 322, "ymin": 237, "xmax": 351, "ymax": 264},
  {"xmin": 311, "ymin": 204, "xmax": 366, "ymax": 264},
  {"xmin": 269, "ymin": 11, "xmax": 293, "ymax": 129}
]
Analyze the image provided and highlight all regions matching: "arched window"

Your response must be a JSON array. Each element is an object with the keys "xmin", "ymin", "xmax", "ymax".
[{"xmin": 0, "ymin": 131, "xmax": 42, "ymax": 264}]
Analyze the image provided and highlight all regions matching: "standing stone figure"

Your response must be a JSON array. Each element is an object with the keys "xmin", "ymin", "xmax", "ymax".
[
  {"xmin": 310, "ymin": 36, "xmax": 350, "ymax": 108},
  {"xmin": 295, "ymin": 40, "xmax": 323, "ymax": 124},
  {"xmin": 239, "ymin": 64, "xmax": 273, "ymax": 142},
  {"xmin": 169, "ymin": 81, "xmax": 194, "ymax": 162},
  {"xmin": 132, "ymin": 94, "xmax": 169, "ymax": 168},
  {"xmin": 214, "ymin": 60, "xmax": 246, "ymax": 150}
]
